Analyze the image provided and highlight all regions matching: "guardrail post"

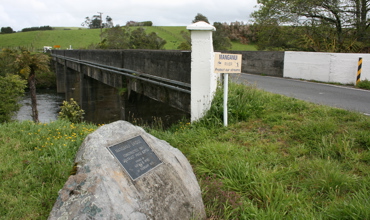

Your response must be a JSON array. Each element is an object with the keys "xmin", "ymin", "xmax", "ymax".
[
  {"xmin": 187, "ymin": 21, "xmax": 217, "ymax": 122},
  {"xmin": 357, "ymin": 57, "xmax": 363, "ymax": 85}
]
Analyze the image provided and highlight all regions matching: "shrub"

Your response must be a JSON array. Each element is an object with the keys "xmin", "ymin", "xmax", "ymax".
[
  {"xmin": 58, "ymin": 98, "xmax": 85, "ymax": 123},
  {"xmin": 357, "ymin": 79, "xmax": 370, "ymax": 90},
  {"xmin": 0, "ymin": 74, "xmax": 27, "ymax": 123},
  {"xmin": 35, "ymin": 71, "xmax": 56, "ymax": 89}
]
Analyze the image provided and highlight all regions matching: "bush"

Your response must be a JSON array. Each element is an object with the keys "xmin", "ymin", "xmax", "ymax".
[
  {"xmin": 0, "ymin": 74, "xmax": 27, "ymax": 123},
  {"xmin": 36, "ymin": 71, "xmax": 56, "ymax": 89},
  {"xmin": 58, "ymin": 98, "xmax": 85, "ymax": 123},
  {"xmin": 1, "ymin": 26, "xmax": 14, "ymax": 34},
  {"xmin": 357, "ymin": 79, "xmax": 370, "ymax": 90}
]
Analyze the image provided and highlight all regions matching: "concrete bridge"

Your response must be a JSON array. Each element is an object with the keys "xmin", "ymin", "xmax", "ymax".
[
  {"xmin": 51, "ymin": 22, "xmax": 285, "ymax": 125},
  {"xmin": 52, "ymin": 49, "xmax": 192, "ymax": 125}
]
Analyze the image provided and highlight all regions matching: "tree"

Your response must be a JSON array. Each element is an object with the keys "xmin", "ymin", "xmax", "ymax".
[
  {"xmin": 0, "ymin": 74, "xmax": 27, "ymax": 123},
  {"xmin": 99, "ymin": 26, "xmax": 132, "ymax": 49},
  {"xmin": 177, "ymin": 31, "xmax": 191, "ymax": 50},
  {"xmin": 0, "ymin": 49, "xmax": 18, "ymax": 76},
  {"xmin": 97, "ymin": 26, "xmax": 166, "ymax": 49},
  {"xmin": 21, "ymin": 26, "xmax": 53, "ymax": 32},
  {"xmin": 1, "ymin": 27, "xmax": 14, "ymax": 34},
  {"xmin": 105, "ymin": 16, "xmax": 114, "ymax": 28},
  {"xmin": 251, "ymin": 0, "xmax": 370, "ymax": 52},
  {"xmin": 192, "ymin": 13, "xmax": 210, "ymax": 24},
  {"xmin": 82, "ymin": 15, "xmax": 114, "ymax": 29},
  {"xmin": 219, "ymin": 21, "xmax": 253, "ymax": 44},
  {"xmin": 189, "ymin": 13, "xmax": 231, "ymax": 50},
  {"xmin": 126, "ymin": 21, "xmax": 153, "ymax": 26},
  {"xmin": 15, "ymin": 49, "xmax": 50, "ymax": 123},
  {"xmin": 213, "ymin": 22, "xmax": 232, "ymax": 50},
  {"xmin": 0, "ymin": 49, "xmax": 27, "ymax": 123},
  {"xmin": 130, "ymin": 28, "xmax": 167, "ymax": 49}
]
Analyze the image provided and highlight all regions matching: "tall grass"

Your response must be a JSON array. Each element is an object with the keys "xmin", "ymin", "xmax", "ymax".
[{"xmin": 149, "ymin": 82, "xmax": 370, "ymax": 219}]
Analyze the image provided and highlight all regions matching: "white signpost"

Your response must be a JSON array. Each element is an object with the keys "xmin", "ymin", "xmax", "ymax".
[{"xmin": 214, "ymin": 53, "xmax": 242, "ymax": 126}]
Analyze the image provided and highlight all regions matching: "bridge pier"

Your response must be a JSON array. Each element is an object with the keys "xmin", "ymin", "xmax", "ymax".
[
  {"xmin": 55, "ymin": 59, "xmax": 66, "ymax": 93},
  {"xmin": 65, "ymin": 66, "xmax": 82, "ymax": 103},
  {"xmin": 80, "ymin": 75, "xmax": 124, "ymax": 124}
]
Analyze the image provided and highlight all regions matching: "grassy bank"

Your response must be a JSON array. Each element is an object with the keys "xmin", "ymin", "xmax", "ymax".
[
  {"xmin": 1, "ymin": 83, "xmax": 370, "ymax": 219},
  {"xmin": 0, "ymin": 120, "xmax": 98, "ymax": 219},
  {"xmin": 0, "ymin": 26, "xmax": 256, "ymax": 51},
  {"xmin": 149, "ymin": 83, "xmax": 370, "ymax": 219}
]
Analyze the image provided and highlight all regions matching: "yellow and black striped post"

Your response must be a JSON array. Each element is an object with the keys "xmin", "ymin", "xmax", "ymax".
[{"xmin": 357, "ymin": 57, "xmax": 362, "ymax": 85}]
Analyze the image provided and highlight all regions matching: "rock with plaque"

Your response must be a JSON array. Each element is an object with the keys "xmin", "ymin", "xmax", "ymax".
[
  {"xmin": 48, "ymin": 121, "xmax": 205, "ymax": 220},
  {"xmin": 107, "ymin": 136, "xmax": 162, "ymax": 180}
]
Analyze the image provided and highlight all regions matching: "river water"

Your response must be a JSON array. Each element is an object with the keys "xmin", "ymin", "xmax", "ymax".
[
  {"xmin": 14, "ymin": 90, "xmax": 64, "ymax": 123},
  {"xmin": 14, "ymin": 90, "xmax": 188, "ymax": 127}
]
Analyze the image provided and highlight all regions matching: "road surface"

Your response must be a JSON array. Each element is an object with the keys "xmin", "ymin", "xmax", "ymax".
[{"xmin": 230, "ymin": 73, "xmax": 370, "ymax": 116}]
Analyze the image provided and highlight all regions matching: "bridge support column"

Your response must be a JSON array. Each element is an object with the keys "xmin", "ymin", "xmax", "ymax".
[
  {"xmin": 80, "ymin": 74, "xmax": 124, "ymax": 124},
  {"xmin": 187, "ymin": 21, "xmax": 217, "ymax": 122},
  {"xmin": 55, "ymin": 59, "xmax": 66, "ymax": 93},
  {"xmin": 65, "ymin": 66, "xmax": 81, "ymax": 102}
]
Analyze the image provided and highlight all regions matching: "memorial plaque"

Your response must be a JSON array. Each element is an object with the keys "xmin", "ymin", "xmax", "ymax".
[{"xmin": 107, "ymin": 136, "xmax": 162, "ymax": 180}]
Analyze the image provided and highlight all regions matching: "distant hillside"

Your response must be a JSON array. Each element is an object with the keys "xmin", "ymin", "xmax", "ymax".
[{"xmin": 0, "ymin": 26, "xmax": 256, "ymax": 51}]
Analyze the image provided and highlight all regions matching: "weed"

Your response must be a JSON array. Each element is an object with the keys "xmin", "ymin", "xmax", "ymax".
[
  {"xmin": 58, "ymin": 98, "xmax": 85, "ymax": 123},
  {"xmin": 356, "ymin": 79, "xmax": 370, "ymax": 90}
]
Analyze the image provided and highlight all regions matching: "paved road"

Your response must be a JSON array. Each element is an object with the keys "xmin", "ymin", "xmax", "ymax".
[{"xmin": 230, "ymin": 73, "xmax": 370, "ymax": 116}]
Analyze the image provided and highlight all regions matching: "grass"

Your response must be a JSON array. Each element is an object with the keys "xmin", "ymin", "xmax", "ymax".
[
  {"xmin": 0, "ymin": 26, "xmax": 256, "ymax": 51},
  {"xmin": 0, "ymin": 29, "xmax": 101, "ymax": 50},
  {"xmin": 148, "ymin": 82, "xmax": 370, "ymax": 219},
  {"xmin": 0, "ymin": 120, "xmax": 98, "ymax": 219},
  {"xmin": 2, "ymin": 82, "xmax": 369, "ymax": 219},
  {"xmin": 231, "ymin": 41, "xmax": 258, "ymax": 51}
]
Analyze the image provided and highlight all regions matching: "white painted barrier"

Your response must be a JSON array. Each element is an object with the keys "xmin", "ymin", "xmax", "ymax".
[
  {"xmin": 284, "ymin": 51, "xmax": 370, "ymax": 85},
  {"xmin": 187, "ymin": 22, "xmax": 218, "ymax": 122}
]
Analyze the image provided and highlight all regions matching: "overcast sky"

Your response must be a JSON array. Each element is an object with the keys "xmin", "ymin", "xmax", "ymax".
[{"xmin": 0, "ymin": 0, "xmax": 258, "ymax": 31}]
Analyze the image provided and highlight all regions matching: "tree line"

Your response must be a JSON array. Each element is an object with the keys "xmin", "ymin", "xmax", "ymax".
[
  {"xmin": 1, "ymin": 25, "xmax": 53, "ymax": 34},
  {"xmin": 21, "ymin": 26, "xmax": 53, "ymax": 32},
  {"xmin": 250, "ymin": 0, "xmax": 370, "ymax": 52},
  {"xmin": 4, "ymin": 0, "xmax": 370, "ymax": 53},
  {"xmin": 83, "ymin": 13, "xmax": 253, "ymax": 51}
]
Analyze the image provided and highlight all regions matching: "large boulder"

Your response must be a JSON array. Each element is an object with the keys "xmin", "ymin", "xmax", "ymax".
[{"xmin": 48, "ymin": 121, "xmax": 205, "ymax": 220}]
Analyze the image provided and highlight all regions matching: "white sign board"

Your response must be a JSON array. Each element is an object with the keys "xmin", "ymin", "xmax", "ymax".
[{"xmin": 214, "ymin": 53, "xmax": 242, "ymax": 73}]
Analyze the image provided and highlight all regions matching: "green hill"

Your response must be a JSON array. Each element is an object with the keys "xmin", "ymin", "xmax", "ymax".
[{"xmin": 0, "ymin": 26, "xmax": 256, "ymax": 51}]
